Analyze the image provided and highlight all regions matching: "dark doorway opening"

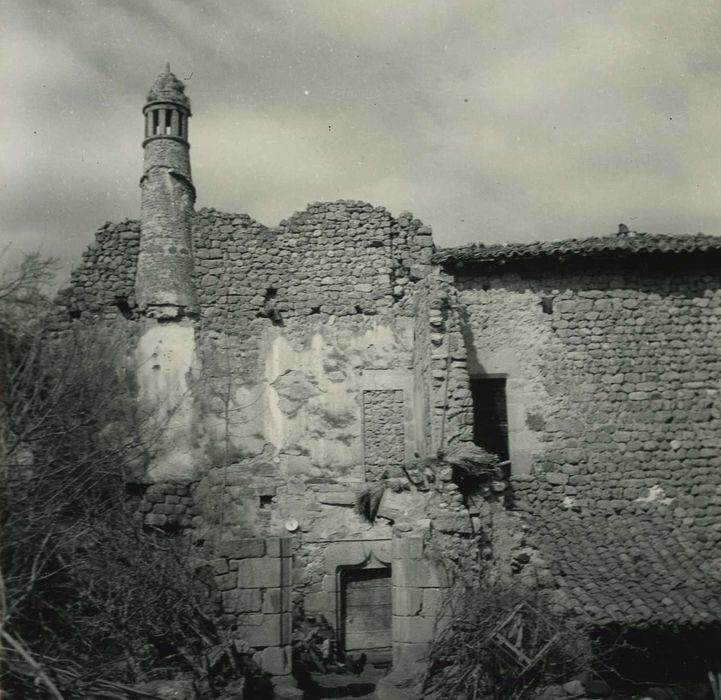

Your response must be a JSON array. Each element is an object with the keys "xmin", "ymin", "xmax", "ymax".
[
  {"xmin": 340, "ymin": 567, "xmax": 392, "ymax": 664},
  {"xmin": 470, "ymin": 376, "xmax": 509, "ymax": 463}
]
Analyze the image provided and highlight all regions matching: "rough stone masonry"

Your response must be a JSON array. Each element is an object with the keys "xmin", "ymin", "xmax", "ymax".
[{"xmin": 54, "ymin": 66, "xmax": 721, "ymax": 695}]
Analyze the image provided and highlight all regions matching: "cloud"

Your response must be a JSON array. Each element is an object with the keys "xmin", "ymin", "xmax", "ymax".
[{"xmin": 2, "ymin": 0, "xmax": 720, "ymax": 281}]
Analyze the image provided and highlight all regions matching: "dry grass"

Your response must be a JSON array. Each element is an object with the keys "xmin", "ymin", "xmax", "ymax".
[{"xmin": 422, "ymin": 577, "xmax": 591, "ymax": 700}]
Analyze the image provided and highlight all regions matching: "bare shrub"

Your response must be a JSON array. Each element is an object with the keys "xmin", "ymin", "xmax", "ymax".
[
  {"xmin": 0, "ymin": 256, "xmax": 265, "ymax": 697},
  {"xmin": 422, "ymin": 576, "xmax": 592, "ymax": 700}
]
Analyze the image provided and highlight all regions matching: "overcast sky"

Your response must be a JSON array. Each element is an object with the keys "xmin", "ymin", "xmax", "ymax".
[{"xmin": 2, "ymin": 1, "xmax": 721, "ymax": 279}]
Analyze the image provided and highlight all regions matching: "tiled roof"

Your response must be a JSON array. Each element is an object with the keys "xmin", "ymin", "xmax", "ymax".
[
  {"xmin": 534, "ymin": 509, "xmax": 721, "ymax": 628},
  {"xmin": 433, "ymin": 231, "xmax": 721, "ymax": 266}
]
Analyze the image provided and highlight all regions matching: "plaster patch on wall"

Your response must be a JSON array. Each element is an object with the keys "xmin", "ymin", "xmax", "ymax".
[
  {"xmin": 134, "ymin": 320, "xmax": 199, "ymax": 479},
  {"xmin": 272, "ymin": 370, "xmax": 321, "ymax": 418},
  {"xmin": 635, "ymin": 485, "xmax": 673, "ymax": 505}
]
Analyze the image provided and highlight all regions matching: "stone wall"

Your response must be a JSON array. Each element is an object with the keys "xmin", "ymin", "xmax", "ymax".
[
  {"xmin": 131, "ymin": 481, "xmax": 197, "ymax": 530},
  {"xmin": 412, "ymin": 274, "xmax": 476, "ymax": 455},
  {"xmin": 191, "ymin": 201, "xmax": 434, "ymax": 330},
  {"xmin": 376, "ymin": 531, "xmax": 453, "ymax": 700},
  {"xmin": 56, "ymin": 219, "xmax": 141, "ymax": 323},
  {"xmin": 56, "ymin": 204, "xmax": 449, "ymax": 657},
  {"xmin": 209, "ymin": 536, "xmax": 295, "ymax": 682},
  {"xmin": 454, "ymin": 257, "xmax": 721, "ymax": 564},
  {"xmin": 363, "ymin": 389, "xmax": 406, "ymax": 482}
]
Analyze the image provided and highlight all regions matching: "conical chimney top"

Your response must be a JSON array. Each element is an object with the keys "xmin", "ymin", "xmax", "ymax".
[{"xmin": 146, "ymin": 63, "xmax": 190, "ymax": 112}]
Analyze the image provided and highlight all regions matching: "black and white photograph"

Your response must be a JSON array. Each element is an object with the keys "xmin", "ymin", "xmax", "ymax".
[{"xmin": 1, "ymin": 3, "xmax": 720, "ymax": 699}]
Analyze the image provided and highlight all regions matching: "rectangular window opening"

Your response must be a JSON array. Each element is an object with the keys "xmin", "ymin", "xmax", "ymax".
[
  {"xmin": 152, "ymin": 110, "xmax": 160, "ymax": 135},
  {"xmin": 470, "ymin": 376, "xmax": 509, "ymax": 465}
]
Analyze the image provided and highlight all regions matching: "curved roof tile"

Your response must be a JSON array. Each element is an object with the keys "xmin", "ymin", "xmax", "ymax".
[{"xmin": 433, "ymin": 231, "xmax": 721, "ymax": 266}]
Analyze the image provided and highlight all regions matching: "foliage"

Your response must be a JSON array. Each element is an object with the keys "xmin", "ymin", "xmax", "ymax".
[
  {"xmin": 442, "ymin": 442, "xmax": 503, "ymax": 482},
  {"xmin": 0, "ymin": 256, "xmax": 262, "ymax": 698},
  {"xmin": 355, "ymin": 481, "xmax": 387, "ymax": 523},
  {"xmin": 422, "ymin": 576, "xmax": 592, "ymax": 700}
]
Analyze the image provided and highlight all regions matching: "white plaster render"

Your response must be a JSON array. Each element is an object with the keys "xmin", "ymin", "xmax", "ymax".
[
  {"xmin": 134, "ymin": 321, "xmax": 199, "ymax": 480},
  {"xmin": 265, "ymin": 331, "xmax": 361, "ymax": 474},
  {"xmin": 257, "ymin": 319, "xmax": 415, "ymax": 477}
]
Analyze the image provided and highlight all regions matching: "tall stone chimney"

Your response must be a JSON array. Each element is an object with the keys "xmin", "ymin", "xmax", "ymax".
[
  {"xmin": 135, "ymin": 63, "xmax": 198, "ymax": 319},
  {"xmin": 133, "ymin": 65, "xmax": 200, "ymax": 482}
]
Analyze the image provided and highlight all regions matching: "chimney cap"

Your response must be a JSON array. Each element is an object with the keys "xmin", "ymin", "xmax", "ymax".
[{"xmin": 146, "ymin": 63, "xmax": 190, "ymax": 111}]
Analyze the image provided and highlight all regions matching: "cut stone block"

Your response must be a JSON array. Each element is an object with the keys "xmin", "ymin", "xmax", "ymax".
[
  {"xmin": 392, "ymin": 559, "xmax": 449, "ymax": 588},
  {"xmin": 222, "ymin": 588, "xmax": 261, "ymax": 613},
  {"xmin": 318, "ymin": 490, "xmax": 356, "ymax": 506},
  {"xmin": 392, "ymin": 536, "xmax": 424, "ymax": 560},
  {"xmin": 266, "ymin": 536, "xmax": 294, "ymax": 558},
  {"xmin": 219, "ymin": 538, "xmax": 265, "ymax": 558},
  {"xmin": 236, "ymin": 614, "xmax": 281, "ymax": 647},
  {"xmin": 263, "ymin": 586, "xmax": 292, "ymax": 613},
  {"xmin": 421, "ymin": 587, "xmax": 445, "ymax": 618},
  {"xmin": 324, "ymin": 541, "xmax": 366, "ymax": 569},
  {"xmin": 214, "ymin": 572, "xmax": 237, "ymax": 591},
  {"xmin": 392, "ymin": 641, "xmax": 431, "ymax": 666},
  {"xmin": 392, "ymin": 615, "xmax": 436, "ymax": 643},
  {"xmin": 237, "ymin": 557, "xmax": 281, "ymax": 588},
  {"xmin": 258, "ymin": 645, "xmax": 291, "ymax": 675},
  {"xmin": 391, "ymin": 586, "xmax": 423, "ymax": 616},
  {"xmin": 280, "ymin": 611, "xmax": 292, "ymax": 645}
]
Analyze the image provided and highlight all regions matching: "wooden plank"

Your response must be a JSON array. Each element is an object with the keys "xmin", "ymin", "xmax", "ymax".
[
  {"xmin": 343, "ymin": 569, "xmax": 392, "ymax": 653},
  {"xmin": 347, "ymin": 586, "xmax": 391, "ymax": 606},
  {"xmin": 345, "ymin": 607, "xmax": 392, "ymax": 631},
  {"xmin": 345, "ymin": 631, "xmax": 392, "ymax": 651},
  {"xmin": 347, "ymin": 574, "xmax": 390, "ymax": 587}
]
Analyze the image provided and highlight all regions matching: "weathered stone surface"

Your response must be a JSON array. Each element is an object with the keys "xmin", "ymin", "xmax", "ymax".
[
  {"xmin": 58, "ymin": 69, "xmax": 721, "ymax": 645},
  {"xmin": 258, "ymin": 645, "xmax": 291, "ymax": 676},
  {"xmin": 391, "ymin": 536, "xmax": 424, "ymax": 560},
  {"xmin": 363, "ymin": 389, "xmax": 406, "ymax": 482},
  {"xmin": 237, "ymin": 558, "xmax": 282, "ymax": 589},
  {"xmin": 457, "ymin": 262, "xmax": 721, "ymax": 627},
  {"xmin": 234, "ymin": 612, "xmax": 291, "ymax": 648},
  {"xmin": 222, "ymin": 588, "xmax": 262, "ymax": 613},
  {"xmin": 317, "ymin": 490, "xmax": 356, "ymax": 506},
  {"xmin": 392, "ymin": 559, "xmax": 449, "ymax": 588},
  {"xmin": 391, "ymin": 587, "xmax": 423, "ymax": 616},
  {"xmin": 265, "ymin": 537, "xmax": 293, "ymax": 558},
  {"xmin": 220, "ymin": 538, "xmax": 265, "ymax": 559},
  {"xmin": 262, "ymin": 586, "xmax": 291, "ymax": 613}
]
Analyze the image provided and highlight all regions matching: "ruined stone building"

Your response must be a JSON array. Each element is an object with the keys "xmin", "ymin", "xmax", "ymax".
[{"xmin": 56, "ymin": 66, "xmax": 721, "ymax": 693}]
